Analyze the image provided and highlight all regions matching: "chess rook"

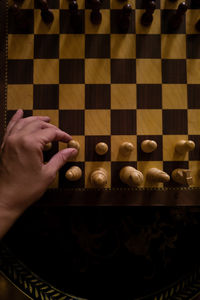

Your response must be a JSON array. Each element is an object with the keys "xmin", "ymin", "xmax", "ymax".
[
  {"xmin": 120, "ymin": 166, "xmax": 143, "ymax": 187},
  {"xmin": 90, "ymin": 168, "xmax": 108, "ymax": 188},
  {"xmin": 172, "ymin": 169, "xmax": 193, "ymax": 186},
  {"xmin": 90, "ymin": 0, "xmax": 102, "ymax": 24},
  {"xmin": 119, "ymin": 4, "xmax": 132, "ymax": 33},
  {"xmin": 175, "ymin": 140, "xmax": 195, "ymax": 154},
  {"xmin": 141, "ymin": 140, "xmax": 157, "ymax": 153},
  {"xmin": 147, "ymin": 168, "xmax": 170, "ymax": 183},
  {"xmin": 65, "ymin": 166, "xmax": 82, "ymax": 181},
  {"xmin": 170, "ymin": 2, "xmax": 188, "ymax": 30},
  {"xmin": 120, "ymin": 142, "xmax": 134, "ymax": 156},
  {"xmin": 141, "ymin": 1, "xmax": 156, "ymax": 27}
]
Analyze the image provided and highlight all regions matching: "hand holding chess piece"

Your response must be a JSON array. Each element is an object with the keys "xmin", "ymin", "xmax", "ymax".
[{"xmin": 68, "ymin": 139, "xmax": 80, "ymax": 157}]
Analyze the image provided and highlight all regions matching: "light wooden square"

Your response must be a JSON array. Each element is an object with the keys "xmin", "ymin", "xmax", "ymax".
[
  {"xmin": 33, "ymin": 110, "xmax": 58, "ymax": 127},
  {"xmin": 59, "ymin": 84, "xmax": 85, "ymax": 109},
  {"xmin": 162, "ymin": 84, "xmax": 187, "ymax": 109},
  {"xmin": 188, "ymin": 109, "xmax": 200, "ymax": 135},
  {"xmin": 60, "ymin": 0, "xmax": 85, "ymax": 9},
  {"xmin": 85, "ymin": 9, "xmax": 110, "ymax": 34},
  {"xmin": 85, "ymin": 110, "xmax": 110, "ymax": 135},
  {"xmin": 161, "ymin": 34, "xmax": 186, "ymax": 59},
  {"xmin": 111, "ymin": 34, "xmax": 136, "ymax": 59},
  {"xmin": 111, "ymin": 135, "xmax": 137, "ymax": 161},
  {"xmin": 187, "ymin": 60, "xmax": 200, "ymax": 84},
  {"xmin": 189, "ymin": 161, "xmax": 200, "ymax": 187},
  {"xmin": 111, "ymin": 84, "xmax": 136, "ymax": 109},
  {"xmin": 163, "ymin": 135, "xmax": 189, "ymax": 161},
  {"xmin": 85, "ymin": 161, "xmax": 111, "ymax": 188},
  {"xmin": 136, "ymin": 10, "xmax": 161, "ymax": 34},
  {"xmin": 34, "ymin": 9, "xmax": 59, "ymax": 34},
  {"xmin": 85, "ymin": 59, "xmax": 110, "ymax": 84},
  {"xmin": 59, "ymin": 34, "xmax": 85, "ymax": 58},
  {"xmin": 34, "ymin": 59, "xmax": 59, "ymax": 84},
  {"xmin": 8, "ymin": 34, "xmax": 34, "ymax": 59},
  {"xmin": 59, "ymin": 136, "xmax": 85, "ymax": 162},
  {"xmin": 136, "ymin": 59, "xmax": 162, "ymax": 84},
  {"xmin": 186, "ymin": 10, "xmax": 200, "ymax": 34},
  {"xmin": 7, "ymin": 85, "xmax": 33, "ymax": 110},
  {"xmin": 137, "ymin": 161, "xmax": 164, "ymax": 188},
  {"xmin": 110, "ymin": 0, "xmax": 135, "ymax": 9},
  {"xmin": 137, "ymin": 109, "xmax": 162, "ymax": 135}
]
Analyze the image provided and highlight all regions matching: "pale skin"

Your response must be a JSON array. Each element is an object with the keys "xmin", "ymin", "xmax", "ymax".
[{"xmin": 0, "ymin": 109, "xmax": 77, "ymax": 239}]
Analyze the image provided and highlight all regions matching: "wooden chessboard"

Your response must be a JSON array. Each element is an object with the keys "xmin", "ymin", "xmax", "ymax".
[{"xmin": 4, "ymin": 0, "xmax": 200, "ymax": 193}]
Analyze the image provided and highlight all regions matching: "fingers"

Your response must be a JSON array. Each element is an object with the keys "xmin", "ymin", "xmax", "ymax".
[
  {"xmin": 45, "ymin": 148, "xmax": 77, "ymax": 175},
  {"xmin": 10, "ymin": 115, "xmax": 50, "ymax": 135},
  {"xmin": 33, "ymin": 127, "xmax": 72, "ymax": 145}
]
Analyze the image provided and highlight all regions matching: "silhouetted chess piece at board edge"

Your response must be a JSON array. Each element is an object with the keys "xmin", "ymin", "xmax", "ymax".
[
  {"xmin": 141, "ymin": 1, "xmax": 156, "ymax": 27},
  {"xmin": 9, "ymin": 3, "xmax": 29, "ymax": 31},
  {"xmin": 69, "ymin": 0, "xmax": 82, "ymax": 32},
  {"xmin": 119, "ymin": 3, "xmax": 132, "ymax": 33},
  {"xmin": 37, "ymin": 0, "xmax": 54, "ymax": 24},
  {"xmin": 90, "ymin": 0, "xmax": 102, "ymax": 25},
  {"xmin": 170, "ymin": 2, "xmax": 188, "ymax": 30}
]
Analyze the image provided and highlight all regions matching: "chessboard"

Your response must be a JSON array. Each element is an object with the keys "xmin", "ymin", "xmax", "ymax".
[{"xmin": 3, "ymin": 0, "xmax": 200, "ymax": 193}]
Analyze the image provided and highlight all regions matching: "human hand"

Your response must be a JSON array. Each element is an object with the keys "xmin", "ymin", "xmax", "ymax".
[{"xmin": 0, "ymin": 109, "xmax": 77, "ymax": 238}]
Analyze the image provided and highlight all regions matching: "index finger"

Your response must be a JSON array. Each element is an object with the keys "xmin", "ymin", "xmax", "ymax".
[{"xmin": 33, "ymin": 128, "xmax": 72, "ymax": 145}]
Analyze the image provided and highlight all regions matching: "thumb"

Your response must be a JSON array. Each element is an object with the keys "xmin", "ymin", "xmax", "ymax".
[{"xmin": 45, "ymin": 148, "xmax": 77, "ymax": 174}]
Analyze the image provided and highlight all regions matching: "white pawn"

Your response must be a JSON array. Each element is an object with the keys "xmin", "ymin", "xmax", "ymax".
[
  {"xmin": 175, "ymin": 140, "xmax": 195, "ymax": 155},
  {"xmin": 141, "ymin": 140, "xmax": 157, "ymax": 153},
  {"xmin": 171, "ymin": 168, "xmax": 193, "ymax": 186},
  {"xmin": 43, "ymin": 142, "xmax": 52, "ymax": 151},
  {"xmin": 95, "ymin": 142, "xmax": 108, "ymax": 155},
  {"xmin": 120, "ymin": 142, "xmax": 134, "ymax": 156},
  {"xmin": 90, "ymin": 168, "xmax": 108, "ymax": 188},
  {"xmin": 147, "ymin": 168, "xmax": 170, "ymax": 183},
  {"xmin": 65, "ymin": 166, "xmax": 82, "ymax": 181},
  {"xmin": 68, "ymin": 139, "xmax": 80, "ymax": 156},
  {"xmin": 120, "ymin": 166, "xmax": 143, "ymax": 187}
]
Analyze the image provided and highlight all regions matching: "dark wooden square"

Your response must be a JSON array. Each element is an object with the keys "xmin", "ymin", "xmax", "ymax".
[
  {"xmin": 111, "ymin": 59, "xmax": 136, "ymax": 83},
  {"xmin": 85, "ymin": 35, "xmax": 110, "ymax": 58},
  {"xmin": 8, "ymin": 9, "xmax": 34, "ymax": 34},
  {"xmin": 186, "ymin": 35, "xmax": 200, "ymax": 59},
  {"xmin": 111, "ymin": 161, "xmax": 137, "ymax": 188},
  {"xmin": 111, "ymin": 110, "xmax": 136, "ymax": 135},
  {"xmin": 163, "ymin": 161, "xmax": 189, "ymax": 187},
  {"xmin": 137, "ymin": 135, "xmax": 163, "ymax": 161},
  {"xmin": 59, "ymin": 162, "xmax": 85, "ymax": 189},
  {"xmin": 34, "ymin": 35, "xmax": 59, "ymax": 59},
  {"xmin": 136, "ymin": 35, "xmax": 161, "ymax": 58},
  {"xmin": 60, "ymin": 10, "xmax": 85, "ymax": 34},
  {"xmin": 59, "ymin": 110, "xmax": 84, "ymax": 135},
  {"xmin": 136, "ymin": 0, "xmax": 160, "ymax": 9},
  {"xmin": 111, "ymin": 10, "xmax": 135, "ymax": 34},
  {"xmin": 6, "ymin": 110, "xmax": 32, "ymax": 125},
  {"xmin": 85, "ymin": 84, "xmax": 110, "ymax": 109},
  {"xmin": 34, "ymin": 0, "xmax": 59, "ymax": 8},
  {"xmin": 163, "ymin": 110, "xmax": 188, "ymax": 134},
  {"xmin": 188, "ymin": 85, "xmax": 200, "ymax": 109},
  {"xmin": 33, "ymin": 85, "xmax": 59, "ymax": 109},
  {"xmin": 85, "ymin": 0, "xmax": 110, "ymax": 9},
  {"xmin": 8, "ymin": 60, "xmax": 33, "ymax": 84},
  {"xmin": 59, "ymin": 59, "xmax": 84, "ymax": 83},
  {"xmin": 85, "ymin": 136, "xmax": 111, "ymax": 161},
  {"xmin": 43, "ymin": 142, "xmax": 58, "ymax": 163},
  {"xmin": 137, "ymin": 84, "xmax": 162, "ymax": 109},
  {"xmin": 161, "ymin": 10, "xmax": 186, "ymax": 34},
  {"xmin": 162, "ymin": 59, "xmax": 187, "ymax": 84},
  {"xmin": 189, "ymin": 135, "xmax": 200, "ymax": 160}
]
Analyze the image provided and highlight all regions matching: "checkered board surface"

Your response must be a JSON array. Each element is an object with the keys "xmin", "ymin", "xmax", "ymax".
[{"xmin": 7, "ymin": 0, "xmax": 200, "ymax": 189}]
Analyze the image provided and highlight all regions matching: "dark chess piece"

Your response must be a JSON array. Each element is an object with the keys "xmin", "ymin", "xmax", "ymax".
[
  {"xmin": 90, "ymin": 0, "xmax": 102, "ymax": 25},
  {"xmin": 195, "ymin": 19, "xmax": 200, "ymax": 32},
  {"xmin": 170, "ymin": 2, "xmax": 188, "ymax": 30},
  {"xmin": 37, "ymin": 0, "xmax": 54, "ymax": 24},
  {"xmin": 119, "ymin": 4, "xmax": 132, "ymax": 33},
  {"xmin": 10, "ymin": 3, "xmax": 28, "ymax": 31},
  {"xmin": 141, "ymin": 1, "xmax": 156, "ymax": 27},
  {"xmin": 69, "ymin": 0, "xmax": 82, "ymax": 31}
]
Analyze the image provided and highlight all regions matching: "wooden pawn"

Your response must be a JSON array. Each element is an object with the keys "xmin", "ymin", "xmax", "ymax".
[
  {"xmin": 65, "ymin": 166, "xmax": 82, "ymax": 181},
  {"xmin": 147, "ymin": 168, "xmax": 170, "ymax": 183},
  {"xmin": 141, "ymin": 140, "xmax": 157, "ymax": 153},
  {"xmin": 120, "ymin": 166, "xmax": 143, "ymax": 187},
  {"xmin": 175, "ymin": 140, "xmax": 195, "ymax": 154}
]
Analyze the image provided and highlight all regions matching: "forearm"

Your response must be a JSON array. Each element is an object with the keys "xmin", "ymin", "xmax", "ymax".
[{"xmin": 0, "ymin": 206, "xmax": 18, "ymax": 239}]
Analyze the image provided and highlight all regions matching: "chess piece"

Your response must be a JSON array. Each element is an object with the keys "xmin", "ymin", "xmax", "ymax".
[
  {"xmin": 95, "ymin": 142, "xmax": 108, "ymax": 155},
  {"xmin": 90, "ymin": 168, "xmax": 107, "ymax": 188},
  {"xmin": 120, "ymin": 142, "xmax": 134, "ymax": 156},
  {"xmin": 196, "ymin": 19, "xmax": 200, "ymax": 32},
  {"xmin": 38, "ymin": 0, "xmax": 54, "ymax": 24},
  {"xmin": 170, "ymin": 2, "xmax": 188, "ymax": 30},
  {"xmin": 175, "ymin": 140, "xmax": 195, "ymax": 154},
  {"xmin": 65, "ymin": 166, "xmax": 82, "ymax": 181},
  {"xmin": 68, "ymin": 139, "xmax": 80, "ymax": 151},
  {"xmin": 10, "ymin": 3, "xmax": 28, "ymax": 31},
  {"xmin": 120, "ymin": 166, "xmax": 143, "ymax": 187},
  {"xmin": 43, "ymin": 142, "xmax": 52, "ymax": 151},
  {"xmin": 90, "ymin": 0, "xmax": 102, "ymax": 25},
  {"xmin": 141, "ymin": 1, "xmax": 156, "ymax": 27},
  {"xmin": 171, "ymin": 169, "xmax": 193, "ymax": 186},
  {"xmin": 141, "ymin": 140, "xmax": 157, "ymax": 153},
  {"xmin": 69, "ymin": 0, "xmax": 82, "ymax": 32},
  {"xmin": 147, "ymin": 168, "xmax": 170, "ymax": 183},
  {"xmin": 119, "ymin": 3, "xmax": 132, "ymax": 33}
]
